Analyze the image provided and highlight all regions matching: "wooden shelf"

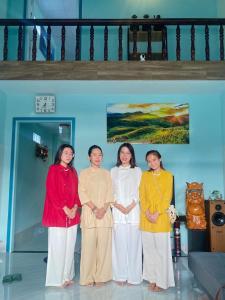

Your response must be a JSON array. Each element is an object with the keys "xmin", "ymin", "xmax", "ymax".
[
  {"xmin": 127, "ymin": 28, "xmax": 167, "ymax": 61},
  {"xmin": 128, "ymin": 29, "xmax": 163, "ymax": 42}
]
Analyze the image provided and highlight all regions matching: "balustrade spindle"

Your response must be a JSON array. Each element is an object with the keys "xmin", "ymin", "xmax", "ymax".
[
  {"xmin": 3, "ymin": 25, "xmax": 8, "ymax": 61},
  {"xmin": 75, "ymin": 25, "xmax": 81, "ymax": 60},
  {"xmin": 147, "ymin": 25, "xmax": 152, "ymax": 60},
  {"xmin": 61, "ymin": 25, "xmax": 66, "ymax": 61},
  {"xmin": 1, "ymin": 19, "xmax": 225, "ymax": 63},
  {"xmin": 205, "ymin": 25, "xmax": 210, "ymax": 61},
  {"xmin": 32, "ymin": 26, "xmax": 37, "ymax": 61},
  {"xmin": 191, "ymin": 25, "xmax": 195, "ymax": 61},
  {"xmin": 118, "ymin": 25, "xmax": 123, "ymax": 61},
  {"xmin": 132, "ymin": 28, "xmax": 138, "ymax": 59},
  {"xmin": 17, "ymin": 25, "xmax": 23, "ymax": 61},
  {"xmin": 90, "ymin": 25, "xmax": 94, "ymax": 61},
  {"xmin": 104, "ymin": 25, "xmax": 108, "ymax": 61},
  {"xmin": 220, "ymin": 25, "xmax": 224, "ymax": 61},
  {"xmin": 47, "ymin": 25, "xmax": 51, "ymax": 61},
  {"xmin": 176, "ymin": 25, "xmax": 181, "ymax": 61},
  {"xmin": 162, "ymin": 26, "xmax": 168, "ymax": 60}
]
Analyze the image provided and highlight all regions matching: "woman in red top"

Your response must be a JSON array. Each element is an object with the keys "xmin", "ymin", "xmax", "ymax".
[{"xmin": 42, "ymin": 144, "xmax": 81, "ymax": 287}]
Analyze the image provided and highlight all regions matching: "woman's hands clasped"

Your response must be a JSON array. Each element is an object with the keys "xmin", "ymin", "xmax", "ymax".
[
  {"xmin": 63, "ymin": 205, "xmax": 78, "ymax": 219},
  {"xmin": 114, "ymin": 200, "xmax": 136, "ymax": 215},
  {"xmin": 145, "ymin": 210, "xmax": 159, "ymax": 223}
]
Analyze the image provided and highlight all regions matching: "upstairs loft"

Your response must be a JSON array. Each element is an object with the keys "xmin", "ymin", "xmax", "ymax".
[{"xmin": 0, "ymin": 18, "xmax": 225, "ymax": 80}]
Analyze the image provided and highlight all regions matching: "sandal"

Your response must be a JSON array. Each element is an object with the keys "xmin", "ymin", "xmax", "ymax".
[
  {"xmin": 114, "ymin": 281, "xmax": 126, "ymax": 286},
  {"xmin": 95, "ymin": 282, "xmax": 104, "ymax": 287},
  {"xmin": 153, "ymin": 286, "xmax": 164, "ymax": 292},
  {"xmin": 86, "ymin": 282, "xmax": 94, "ymax": 287},
  {"xmin": 148, "ymin": 282, "xmax": 156, "ymax": 291}
]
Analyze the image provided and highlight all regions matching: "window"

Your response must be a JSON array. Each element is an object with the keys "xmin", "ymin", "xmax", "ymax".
[{"xmin": 33, "ymin": 132, "xmax": 41, "ymax": 144}]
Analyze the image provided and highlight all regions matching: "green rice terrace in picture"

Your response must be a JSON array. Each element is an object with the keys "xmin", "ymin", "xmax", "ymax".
[{"xmin": 107, "ymin": 103, "xmax": 189, "ymax": 144}]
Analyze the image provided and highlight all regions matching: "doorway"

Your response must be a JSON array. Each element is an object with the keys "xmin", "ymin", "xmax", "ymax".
[{"xmin": 7, "ymin": 118, "xmax": 75, "ymax": 252}]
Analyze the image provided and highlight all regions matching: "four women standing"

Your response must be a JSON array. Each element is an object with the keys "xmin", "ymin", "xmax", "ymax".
[{"xmin": 43, "ymin": 144, "xmax": 175, "ymax": 291}]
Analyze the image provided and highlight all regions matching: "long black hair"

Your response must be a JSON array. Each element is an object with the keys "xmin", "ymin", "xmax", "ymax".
[
  {"xmin": 145, "ymin": 149, "xmax": 165, "ymax": 171},
  {"xmin": 116, "ymin": 143, "xmax": 136, "ymax": 168},
  {"xmin": 88, "ymin": 145, "xmax": 103, "ymax": 156},
  {"xmin": 54, "ymin": 144, "xmax": 75, "ymax": 167}
]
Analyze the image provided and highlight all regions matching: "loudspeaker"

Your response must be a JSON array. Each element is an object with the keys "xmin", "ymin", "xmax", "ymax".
[{"xmin": 205, "ymin": 200, "xmax": 225, "ymax": 252}]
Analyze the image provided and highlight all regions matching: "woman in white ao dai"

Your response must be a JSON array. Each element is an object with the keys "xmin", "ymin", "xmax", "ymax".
[{"xmin": 111, "ymin": 143, "xmax": 142, "ymax": 285}]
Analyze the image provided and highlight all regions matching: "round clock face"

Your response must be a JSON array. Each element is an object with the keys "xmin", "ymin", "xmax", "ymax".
[{"xmin": 35, "ymin": 96, "xmax": 56, "ymax": 113}]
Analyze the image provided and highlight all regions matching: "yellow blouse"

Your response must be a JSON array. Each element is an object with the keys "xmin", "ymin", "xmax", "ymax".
[
  {"xmin": 139, "ymin": 169, "xmax": 173, "ymax": 232},
  {"xmin": 78, "ymin": 167, "xmax": 114, "ymax": 229}
]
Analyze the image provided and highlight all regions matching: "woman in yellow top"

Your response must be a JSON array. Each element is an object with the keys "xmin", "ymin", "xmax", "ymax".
[
  {"xmin": 78, "ymin": 145, "xmax": 114, "ymax": 286},
  {"xmin": 139, "ymin": 150, "xmax": 175, "ymax": 292}
]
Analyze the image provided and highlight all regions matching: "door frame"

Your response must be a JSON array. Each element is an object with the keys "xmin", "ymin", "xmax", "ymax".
[{"xmin": 6, "ymin": 117, "xmax": 75, "ymax": 252}]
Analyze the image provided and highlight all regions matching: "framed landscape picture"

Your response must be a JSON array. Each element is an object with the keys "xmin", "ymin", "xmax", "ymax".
[{"xmin": 107, "ymin": 103, "xmax": 189, "ymax": 144}]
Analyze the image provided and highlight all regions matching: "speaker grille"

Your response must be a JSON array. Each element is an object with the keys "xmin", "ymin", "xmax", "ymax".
[{"xmin": 211, "ymin": 212, "xmax": 225, "ymax": 226}]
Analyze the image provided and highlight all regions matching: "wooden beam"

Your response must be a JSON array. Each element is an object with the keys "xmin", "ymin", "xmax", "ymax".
[{"xmin": 0, "ymin": 61, "xmax": 225, "ymax": 80}]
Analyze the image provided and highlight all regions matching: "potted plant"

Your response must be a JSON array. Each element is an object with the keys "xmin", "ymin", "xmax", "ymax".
[
  {"xmin": 130, "ymin": 14, "xmax": 139, "ymax": 31},
  {"xmin": 142, "ymin": 14, "xmax": 150, "ymax": 31},
  {"xmin": 153, "ymin": 14, "xmax": 163, "ymax": 31}
]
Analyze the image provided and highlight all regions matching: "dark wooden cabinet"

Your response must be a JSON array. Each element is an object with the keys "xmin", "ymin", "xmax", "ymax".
[
  {"xmin": 127, "ymin": 27, "xmax": 168, "ymax": 60},
  {"xmin": 188, "ymin": 229, "xmax": 210, "ymax": 252}
]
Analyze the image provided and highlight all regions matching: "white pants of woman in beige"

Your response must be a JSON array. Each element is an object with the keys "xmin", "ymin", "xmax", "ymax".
[
  {"xmin": 80, "ymin": 227, "xmax": 112, "ymax": 285},
  {"xmin": 46, "ymin": 224, "xmax": 78, "ymax": 286},
  {"xmin": 142, "ymin": 231, "xmax": 175, "ymax": 289},
  {"xmin": 112, "ymin": 223, "xmax": 142, "ymax": 284}
]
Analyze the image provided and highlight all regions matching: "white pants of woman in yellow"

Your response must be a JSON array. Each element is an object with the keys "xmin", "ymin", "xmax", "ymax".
[
  {"xmin": 142, "ymin": 231, "xmax": 175, "ymax": 289},
  {"xmin": 46, "ymin": 224, "xmax": 78, "ymax": 286},
  {"xmin": 112, "ymin": 223, "xmax": 142, "ymax": 284},
  {"xmin": 80, "ymin": 227, "xmax": 112, "ymax": 285}
]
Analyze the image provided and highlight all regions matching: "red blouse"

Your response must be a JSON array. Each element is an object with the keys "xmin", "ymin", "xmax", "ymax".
[{"xmin": 42, "ymin": 164, "xmax": 81, "ymax": 227}]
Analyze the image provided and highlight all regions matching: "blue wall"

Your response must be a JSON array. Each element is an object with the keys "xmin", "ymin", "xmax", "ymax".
[
  {"xmin": 0, "ymin": 91, "xmax": 7, "ymax": 248},
  {"xmin": 82, "ymin": 0, "xmax": 217, "ymax": 18},
  {"xmin": 0, "ymin": 0, "xmax": 8, "ymax": 59},
  {"xmin": 217, "ymin": 0, "xmax": 225, "ymax": 17},
  {"xmin": 1, "ymin": 0, "xmax": 223, "ymax": 61},
  {"xmin": 6, "ymin": 0, "xmax": 26, "ymax": 60},
  {"xmin": 80, "ymin": 1, "xmax": 222, "ymax": 61},
  {"xmin": 0, "ymin": 0, "xmax": 7, "ymax": 18},
  {"xmin": 0, "ymin": 80, "xmax": 225, "ymax": 253}
]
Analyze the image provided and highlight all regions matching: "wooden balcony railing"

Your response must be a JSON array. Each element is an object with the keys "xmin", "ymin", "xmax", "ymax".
[{"xmin": 0, "ymin": 18, "xmax": 225, "ymax": 61}]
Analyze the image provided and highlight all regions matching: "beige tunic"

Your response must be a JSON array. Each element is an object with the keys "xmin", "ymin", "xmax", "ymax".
[
  {"xmin": 79, "ymin": 167, "xmax": 114, "ymax": 285},
  {"xmin": 79, "ymin": 167, "xmax": 114, "ymax": 228}
]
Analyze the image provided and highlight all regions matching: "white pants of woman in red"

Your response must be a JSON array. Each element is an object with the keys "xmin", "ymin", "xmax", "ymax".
[{"xmin": 46, "ymin": 224, "xmax": 78, "ymax": 286}]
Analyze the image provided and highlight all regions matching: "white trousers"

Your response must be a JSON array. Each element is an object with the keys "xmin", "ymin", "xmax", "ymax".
[
  {"xmin": 112, "ymin": 224, "xmax": 142, "ymax": 284},
  {"xmin": 46, "ymin": 224, "xmax": 78, "ymax": 286},
  {"xmin": 142, "ymin": 231, "xmax": 175, "ymax": 289}
]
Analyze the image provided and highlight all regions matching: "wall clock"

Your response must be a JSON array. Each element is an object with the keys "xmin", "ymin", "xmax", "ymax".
[{"xmin": 35, "ymin": 95, "xmax": 56, "ymax": 113}]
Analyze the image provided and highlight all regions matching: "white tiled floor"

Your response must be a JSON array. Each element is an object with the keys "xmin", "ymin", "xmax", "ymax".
[{"xmin": 0, "ymin": 252, "xmax": 209, "ymax": 300}]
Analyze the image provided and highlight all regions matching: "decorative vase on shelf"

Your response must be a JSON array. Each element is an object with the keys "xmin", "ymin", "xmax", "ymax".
[
  {"xmin": 209, "ymin": 190, "xmax": 222, "ymax": 200},
  {"xmin": 142, "ymin": 14, "xmax": 150, "ymax": 31},
  {"xmin": 130, "ymin": 15, "xmax": 139, "ymax": 32},
  {"xmin": 153, "ymin": 14, "xmax": 163, "ymax": 31}
]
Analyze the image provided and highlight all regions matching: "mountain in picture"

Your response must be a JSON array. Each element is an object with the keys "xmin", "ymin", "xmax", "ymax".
[{"xmin": 107, "ymin": 103, "xmax": 189, "ymax": 144}]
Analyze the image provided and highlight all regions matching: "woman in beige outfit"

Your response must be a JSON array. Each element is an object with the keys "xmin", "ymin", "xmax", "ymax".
[{"xmin": 79, "ymin": 145, "xmax": 114, "ymax": 286}]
